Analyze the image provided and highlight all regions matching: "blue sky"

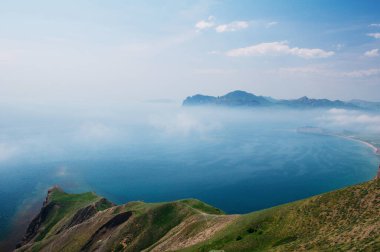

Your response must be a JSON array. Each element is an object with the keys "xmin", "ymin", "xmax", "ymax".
[{"xmin": 0, "ymin": 0, "xmax": 380, "ymax": 104}]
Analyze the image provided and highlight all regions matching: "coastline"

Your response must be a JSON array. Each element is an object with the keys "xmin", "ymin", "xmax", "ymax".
[
  {"xmin": 334, "ymin": 134, "xmax": 380, "ymax": 156},
  {"xmin": 0, "ymin": 194, "xmax": 45, "ymax": 251},
  {"xmin": 296, "ymin": 127, "xmax": 380, "ymax": 156}
]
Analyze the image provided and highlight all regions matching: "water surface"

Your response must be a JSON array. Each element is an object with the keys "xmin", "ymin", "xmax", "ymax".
[{"xmin": 0, "ymin": 104, "xmax": 378, "ymax": 245}]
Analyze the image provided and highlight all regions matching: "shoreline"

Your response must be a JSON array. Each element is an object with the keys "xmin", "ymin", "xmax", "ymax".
[
  {"xmin": 296, "ymin": 127, "xmax": 380, "ymax": 156},
  {"xmin": 0, "ymin": 194, "xmax": 45, "ymax": 251},
  {"xmin": 335, "ymin": 134, "xmax": 380, "ymax": 156}
]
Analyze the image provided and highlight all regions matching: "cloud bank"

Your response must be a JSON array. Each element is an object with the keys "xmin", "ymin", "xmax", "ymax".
[
  {"xmin": 320, "ymin": 109, "xmax": 380, "ymax": 133},
  {"xmin": 195, "ymin": 17, "xmax": 250, "ymax": 33},
  {"xmin": 367, "ymin": 33, "xmax": 380, "ymax": 39},
  {"xmin": 364, "ymin": 49, "xmax": 379, "ymax": 57},
  {"xmin": 226, "ymin": 41, "xmax": 335, "ymax": 59},
  {"xmin": 266, "ymin": 21, "xmax": 278, "ymax": 28},
  {"xmin": 342, "ymin": 68, "xmax": 380, "ymax": 78},
  {"xmin": 215, "ymin": 21, "xmax": 249, "ymax": 33},
  {"xmin": 149, "ymin": 112, "xmax": 221, "ymax": 137},
  {"xmin": 195, "ymin": 16, "xmax": 215, "ymax": 31}
]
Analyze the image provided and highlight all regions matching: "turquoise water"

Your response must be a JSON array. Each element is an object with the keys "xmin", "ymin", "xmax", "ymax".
[{"xmin": 0, "ymin": 104, "xmax": 379, "ymax": 243}]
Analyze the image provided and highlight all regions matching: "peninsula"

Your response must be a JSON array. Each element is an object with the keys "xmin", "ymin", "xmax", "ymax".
[{"xmin": 16, "ymin": 172, "xmax": 380, "ymax": 251}]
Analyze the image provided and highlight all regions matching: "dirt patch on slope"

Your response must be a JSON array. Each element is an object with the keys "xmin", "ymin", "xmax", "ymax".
[{"xmin": 148, "ymin": 214, "xmax": 238, "ymax": 251}]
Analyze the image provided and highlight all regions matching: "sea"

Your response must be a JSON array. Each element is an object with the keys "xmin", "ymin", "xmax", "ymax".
[{"xmin": 0, "ymin": 102, "xmax": 379, "ymax": 248}]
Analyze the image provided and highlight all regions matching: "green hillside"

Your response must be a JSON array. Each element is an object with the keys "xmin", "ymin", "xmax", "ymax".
[
  {"xmin": 182, "ymin": 179, "xmax": 380, "ymax": 251},
  {"xmin": 15, "ymin": 178, "xmax": 380, "ymax": 252}
]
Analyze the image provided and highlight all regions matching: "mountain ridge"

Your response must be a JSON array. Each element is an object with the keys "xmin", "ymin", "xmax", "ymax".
[
  {"xmin": 15, "ymin": 172, "xmax": 380, "ymax": 251},
  {"xmin": 183, "ymin": 90, "xmax": 376, "ymax": 110}
]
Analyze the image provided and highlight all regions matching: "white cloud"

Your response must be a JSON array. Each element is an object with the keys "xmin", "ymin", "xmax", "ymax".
[
  {"xmin": 320, "ymin": 109, "xmax": 380, "ymax": 133},
  {"xmin": 215, "ymin": 21, "xmax": 249, "ymax": 33},
  {"xmin": 364, "ymin": 48, "xmax": 379, "ymax": 57},
  {"xmin": 195, "ymin": 16, "xmax": 215, "ymax": 31},
  {"xmin": 195, "ymin": 18, "xmax": 276, "ymax": 33},
  {"xmin": 367, "ymin": 33, "xmax": 380, "ymax": 39},
  {"xmin": 342, "ymin": 68, "xmax": 380, "ymax": 78},
  {"xmin": 149, "ymin": 112, "xmax": 221, "ymax": 136},
  {"xmin": 266, "ymin": 21, "xmax": 278, "ymax": 28},
  {"xmin": 369, "ymin": 23, "xmax": 380, "ymax": 27},
  {"xmin": 226, "ymin": 41, "xmax": 335, "ymax": 59}
]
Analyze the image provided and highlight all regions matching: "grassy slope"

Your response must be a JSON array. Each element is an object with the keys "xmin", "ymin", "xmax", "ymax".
[
  {"xmin": 17, "ymin": 189, "xmax": 109, "ymax": 251},
  {"xmin": 84, "ymin": 199, "xmax": 230, "ymax": 251},
  {"xmin": 35, "ymin": 190, "xmax": 101, "ymax": 241},
  {"xmin": 16, "ymin": 194, "xmax": 229, "ymax": 252},
  {"xmin": 180, "ymin": 179, "xmax": 380, "ymax": 252},
  {"xmin": 17, "ymin": 179, "xmax": 379, "ymax": 252}
]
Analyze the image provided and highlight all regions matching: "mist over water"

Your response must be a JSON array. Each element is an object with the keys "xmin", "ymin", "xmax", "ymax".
[{"xmin": 0, "ymin": 102, "xmax": 379, "ymax": 242}]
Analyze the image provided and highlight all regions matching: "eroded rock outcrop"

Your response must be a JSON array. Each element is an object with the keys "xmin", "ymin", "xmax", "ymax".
[{"xmin": 15, "ymin": 186, "xmax": 62, "ymax": 248}]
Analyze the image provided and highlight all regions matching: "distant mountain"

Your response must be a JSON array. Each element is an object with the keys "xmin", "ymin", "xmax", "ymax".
[
  {"xmin": 183, "ymin": 90, "xmax": 374, "ymax": 110},
  {"xmin": 182, "ymin": 94, "xmax": 217, "ymax": 105},
  {"xmin": 183, "ymin": 90, "xmax": 272, "ymax": 107},
  {"xmin": 350, "ymin": 99, "xmax": 380, "ymax": 110},
  {"xmin": 278, "ymin": 96, "xmax": 358, "ymax": 109}
]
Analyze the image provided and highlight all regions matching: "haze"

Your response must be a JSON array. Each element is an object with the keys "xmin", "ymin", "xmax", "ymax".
[{"xmin": 1, "ymin": 0, "xmax": 380, "ymax": 105}]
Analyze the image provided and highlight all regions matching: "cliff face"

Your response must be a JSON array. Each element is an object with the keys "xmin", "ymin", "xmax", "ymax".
[
  {"xmin": 15, "ymin": 186, "xmax": 114, "ymax": 251},
  {"xmin": 15, "ymin": 179, "xmax": 380, "ymax": 252},
  {"xmin": 14, "ymin": 190, "xmax": 231, "ymax": 252},
  {"xmin": 16, "ymin": 186, "xmax": 63, "ymax": 247}
]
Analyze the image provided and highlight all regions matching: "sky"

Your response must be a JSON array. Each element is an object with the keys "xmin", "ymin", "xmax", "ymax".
[{"xmin": 1, "ymin": 0, "xmax": 380, "ymax": 105}]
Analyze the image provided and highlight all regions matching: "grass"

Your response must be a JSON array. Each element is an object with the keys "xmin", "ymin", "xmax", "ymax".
[
  {"xmin": 17, "ymin": 179, "xmax": 380, "ymax": 252},
  {"xmin": 178, "ymin": 199, "xmax": 225, "ymax": 215},
  {"xmin": 49, "ymin": 190, "xmax": 99, "ymax": 203},
  {"xmin": 108, "ymin": 202, "xmax": 195, "ymax": 252},
  {"xmin": 180, "ymin": 179, "xmax": 380, "ymax": 251},
  {"xmin": 33, "ymin": 189, "xmax": 103, "ymax": 242}
]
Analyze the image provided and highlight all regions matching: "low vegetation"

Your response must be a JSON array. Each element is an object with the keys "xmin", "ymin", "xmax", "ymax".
[{"xmin": 15, "ymin": 179, "xmax": 380, "ymax": 251}]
